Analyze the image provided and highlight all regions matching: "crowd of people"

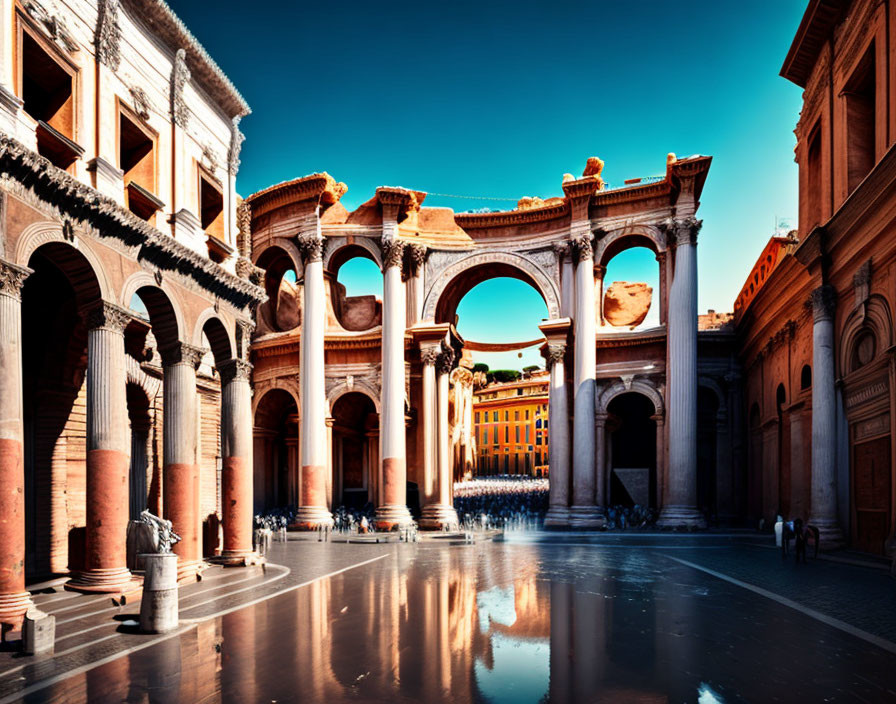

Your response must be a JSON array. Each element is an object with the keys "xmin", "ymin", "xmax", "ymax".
[{"xmin": 453, "ymin": 476, "xmax": 549, "ymax": 529}]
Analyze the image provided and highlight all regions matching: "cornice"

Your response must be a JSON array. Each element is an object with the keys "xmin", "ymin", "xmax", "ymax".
[
  {"xmin": 455, "ymin": 201, "xmax": 569, "ymax": 228},
  {"xmin": 245, "ymin": 173, "xmax": 347, "ymax": 218},
  {"xmin": 0, "ymin": 135, "xmax": 264, "ymax": 309}
]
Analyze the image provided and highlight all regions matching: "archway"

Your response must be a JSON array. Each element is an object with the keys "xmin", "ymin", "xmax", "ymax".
[
  {"xmin": 21, "ymin": 242, "xmax": 102, "ymax": 579},
  {"xmin": 255, "ymin": 245, "xmax": 300, "ymax": 334},
  {"xmin": 606, "ymin": 393, "xmax": 657, "ymax": 508},
  {"xmin": 253, "ymin": 389, "xmax": 298, "ymax": 513},
  {"xmin": 127, "ymin": 383, "xmax": 152, "ymax": 521},
  {"xmin": 600, "ymin": 246, "xmax": 661, "ymax": 331},
  {"xmin": 325, "ymin": 244, "xmax": 382, "ymax": 332},
  {"xmin": 697, "ymin": 386, "xmax": 720, "ymax": 520},
  {"xmin": 331, "ymin": 391, "xmax": 378, "ymax": 509}
]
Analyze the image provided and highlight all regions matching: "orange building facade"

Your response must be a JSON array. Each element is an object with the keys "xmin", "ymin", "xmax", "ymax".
[
  {"xmin": 737, "ymin": 0, "xmax": 896, "ymax": 554},
  {"xmin": 473, "ymin": 373, "xmax": 550, "ymax": 476}
]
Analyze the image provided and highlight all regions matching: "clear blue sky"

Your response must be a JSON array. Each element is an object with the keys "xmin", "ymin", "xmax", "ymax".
[{"xmin": 169, "ymin": 0, "xmax": 807, "ymax": 369}]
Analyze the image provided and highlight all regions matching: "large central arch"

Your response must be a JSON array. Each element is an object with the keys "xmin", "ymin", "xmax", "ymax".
[{"xmin": 422, "ymin": 251, "xmax": 561, "ymax": 323}]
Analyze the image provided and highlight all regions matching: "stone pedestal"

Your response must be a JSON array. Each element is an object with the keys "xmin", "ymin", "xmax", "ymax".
[
  {"xmin": 22, "ymin": 609, "xmax": 54, "ymax": 655},
  {"xmin": 139, "ymin": 553, "xmax": 179, "ymax": 634}
]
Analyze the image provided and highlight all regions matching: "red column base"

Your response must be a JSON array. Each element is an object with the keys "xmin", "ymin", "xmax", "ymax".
[
  {"xmin": 65, "ymin": 568, "xmax": 141, "ymax": 599},
  {"xmin": 0, "ymin": 590, "xmax": 33, "ymax": 640}
]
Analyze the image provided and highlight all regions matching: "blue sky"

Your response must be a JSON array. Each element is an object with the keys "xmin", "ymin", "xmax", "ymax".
[{"xmin": 169, "ymin": 1, "xmax": 807, "ymax": 369}]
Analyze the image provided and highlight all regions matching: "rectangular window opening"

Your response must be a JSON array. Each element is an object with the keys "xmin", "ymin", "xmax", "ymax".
[
  {"xmin": 120, "ymin": 108, "xmax": 161, "ymax": 222},
  {"xmin": 844, "ymin": 44, "xmax": 876, "ymax": 193}
]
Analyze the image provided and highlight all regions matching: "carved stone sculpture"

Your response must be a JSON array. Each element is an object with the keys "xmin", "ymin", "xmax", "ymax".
[{"xmin": 138, "ymin": 509, "xmax": 182, "ymax": 554}]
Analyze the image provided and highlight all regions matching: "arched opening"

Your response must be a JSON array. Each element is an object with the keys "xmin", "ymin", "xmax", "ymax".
[
  {"xmin": 451, "ymin": 276, "xmax": 549, "ymax": 482},
  {"xmin": 255, "ymin": 246, "xmax": 300, "ymax": 334},
  {"xmin": 21, "ymin": 242, "xmax": 103, "ymax": 579},
  {"xmin": 600, "ymin": 246, "xmax": 661, "ymax": 332},
  {"xmin": 253, "ymin": 389, "xmax": 298, "ymax": 514},
  {"xmin": 748, "ymin": 402, "xmax": 763, "ymax": 523},
  {"xmin": 126, "ymin": 383, "xmax": 152, "ymax": 521},
  {"xmin": 697, "ymin": 387, "xmax": 719, "ymax": 520},
  {"xmin": 326, "ymin": 245, "xmax": 382, "ymax": 331},
  {"xmin": 331, "ymin": 392, "xmax": 378, "ymax": 509},
  {"xmin": 607, "ymin": 393, "xmax": 657, "ymax": 508},
  {"xmin": 800, "ymin": 364, "xmax": 812, "ymax": 390}
]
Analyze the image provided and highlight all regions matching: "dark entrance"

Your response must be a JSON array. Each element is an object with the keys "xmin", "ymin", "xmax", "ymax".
[
  {"xmin": 607, "ymin": 393, "xmax": 656, "ymax": 508},
  {"xmin": 852, "ymin": 436, "xmax": 891, "ymax": 555}
]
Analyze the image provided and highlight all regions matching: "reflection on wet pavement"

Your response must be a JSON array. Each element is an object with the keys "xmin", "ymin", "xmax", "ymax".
[{"xmin": 19, "ymin": 541, "xmax": 896, "ymax": 703}]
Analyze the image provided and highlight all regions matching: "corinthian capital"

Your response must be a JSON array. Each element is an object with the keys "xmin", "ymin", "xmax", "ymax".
[
  {"xmin": 381, "ymin": 239, "xmax": 405, "ymax": 270},
  {"xmin": 420, "ymin": 344, "xmax": 440, "ymax": 367},
  {"xmin": 666, "ymin": 216, "xmax": 702, "ymax": 247},
  {"xmin": 544, "ymin": 343, "xmax": 566, "ymax": 369},
  {"xmin": 219, "ymin": 358, "xmax": 253, "ymax": 384},
  {"xmin": 161, "ymin": 342, "xmax": 207, "ymax": 368},
  {"xmin": 809, "ymin": 284, "xmax": 837, "ymax": 322},
  {"xmin": 0, "ymin": 260, "xmax": 33, "ymax": 300},
  {"xmin": 84, "ymin": 301, "xmax": 133, "ymax": 333},
  {"xmin": 297, "ymin": 234, "xmax": 325, "ymax": 264},
  {"xmin": 405, "ymin": 243, "xmax": 427, "ymax": 276},
  {"xmin": 571, "ymin": 233, "xmax": 594, "ymax": 263},
  {"xmin": 436, "ymin": 344, "xmax": 455, "ymax": 375}
]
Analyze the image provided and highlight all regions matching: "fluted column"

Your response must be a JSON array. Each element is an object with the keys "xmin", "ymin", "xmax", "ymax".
[
  {"xmin": 405, "ymin": 244, "xmax": 426, "ymax": 327},
  {"xmin": 293, "ymin": 230, "xmax": 333, "ymax": 529},
  {"xmin": 595, "ymin": 412, "xmax": 607, "ymax": 509},
  {"xmin": 376, "ymin": 238, "xmax": 413, "ymax": 528},
  {"xmin": 218, "ymin": 358, "xmax": 254, "ymax": 564},
  {"xmin": 421, "ymin": 346, "xmax": 459, "ymax": 529},
  {"xmin": 0, "ymin": 261, "xmax": 33, "ymax": 634},
  {"xmin": 68, "ymin": 301, "xmax": 136, "ymax": 593},
  {"xmin": 161, "ymin": 341, "xmax": 205, "ymax": 582},
  {"xmin": 543, "ymin": 342, "xmax": 571, "ymax": 527},
  {"xmin": 594, "ymin": 265, "xmax": 606, "ymax": 326},
  {"xmin": 809, "ymin": 285, "xmax": 845, "ymax": 547},
  {"xmin": 418, "ymin": 344, "xmax": 439, "ymax": 526},
  {"xmin": 658, "ymin": 217, "xmax": 705, "ymax": 527},
  {"xmin": 570, "ymin": 229, "xmax": 603, "ymax": 527}
]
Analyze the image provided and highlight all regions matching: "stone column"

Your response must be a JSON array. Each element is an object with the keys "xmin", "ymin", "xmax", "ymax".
[
  {"xmin": 555, "ymin": 243, "xmax": 575, "ymax": 319},
  {"xmin": 376, "ymin": 239, "xmax": 413, "ymax": 529},
  {"xmin": 418, "ymin": 344, "xmax": 439, "ymax": 526},
  {"xmin": 594, "ymin": 265, "xmax": 606, "ymax": 326},
  {"xmin": 161, "ymin": 342, "xmax": 205, "ymax": 582},
  {"xmin": 658, "ymin": 217, "xmax": 705, "ymax": 527},
  {"xmin": 653, "ymin": 414, "xmax": 666, "ymax": 510},
  {"xmin": 808, "ymin": 285, "xmax": 845, "ymax": 547},
  {"xmin": 595, "ymin": 412, "xmax": 608, "ymax": 509},
  {"xmin": 325, "ymin": 417, "xmax": 335, "ymax": 510},
  {"xmin": 543, "ymin": 342, "xmax": 571, "ymax": 527},
  {"xmin": 218, "ymin": 359, "xmax": 254, "ymax": 565},
  {"xmin": 421, "ymin": 347, "xmax": 459, "ymax": 529},
  {"xmin": 405, "ymin": 244, "xmax": 426, "ymax": 327},
  {"xmin": 293, "ymin": 230, "xmax": 333, "ymax": 529},
  {"xmin": 570, "ymin": 230, "xmax": 603, "ymax": 527},
  {"xmin": 68, "ymin": 302, "xmax": 135, "ymax": 593},
  {"xmin": 0, "ymin": 261, "xmax": 33, "ymax": 635}
]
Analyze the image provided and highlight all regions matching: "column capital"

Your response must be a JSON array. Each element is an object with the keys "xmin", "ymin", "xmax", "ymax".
[
  {"xmin": 571, "ymin": 232, "xmax": 594, "ymax": 263},
  {"xmin": 542, "ymin": 342, "xmax": 566, "ymax": 369},
  {"xmin": 404, "ymin": 243, "xmax": 427, "ymax": 277},
  {"xmin": 297, "ymin": 234, "xmax": 325, "ymax": 264},
  {"xmin": 552, "ymin": 241, "xmax": 571, "ymax": 260},
  {"xmin": 219, "ymin": 358, "xmax": 253, "ymax": 384},
  {"xmin": 84, "ymin": 300, "xmax": 133, "ymax": 333},
  {"xmin": 420, "ymin": 344, "xmax": 440, "ymax": 367},
  {"xmin": 161, "ymin": 341, "xmax": 206, "ymax": 368},
  {"xmin": 436, "ymin": 344, "xmax": 455, "ymax": 375},
  {"xmin": 809, "ymin": 284, "xmax": 837, "ymax": 322},
  {"xmin": 0, "ymin": 259, "xmax": 33, "ymax": 300},
  {"xmin": 665, "ymin": 216, "xmax": 702, "ymax": 247},
  {"xmin": 381, "ymin": 238, "xmax": 405, "ymax": 270}
]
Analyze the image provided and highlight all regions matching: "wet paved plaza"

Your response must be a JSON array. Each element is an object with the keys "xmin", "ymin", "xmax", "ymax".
[{"xmin": 4, "ymin": 535, "xmax": 896, "ymax": 703}]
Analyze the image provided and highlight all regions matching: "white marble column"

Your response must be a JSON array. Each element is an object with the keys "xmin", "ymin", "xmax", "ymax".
[
  {"xmin": 555, "ymin": 243, "xmax": 575, "ymax": 319},
  {"xmin": 808, "ymin": 285, "xmax": 845, "ymax": 547},
  {"xmin": 405, "ymin": 244, "xmax": 426, "ymax": 327},
  {"xmin": 418, "ymin": 344, "xmax": 439, "ymax": 525},
  {"xmin": 422, "ymin": 346, "xmax": 460, "ymax": 529},
  {"xmin": 218, "ymin": 358, "xmax": 254, "ymax": 564},
  {"xmin": 376, "ymin": 239, "xmax": 413, "ymax": 528},
  {"xmin": 595, "ymin": 412, "xmax": 607, "ymax": 509},
  {"xmin": 294, "ymin": 228, "xmax": 333, "ymax": 528},
  {"xmin": 594, "ymin": 265, "xmax": 606, "ymax": 326},
  {"xmin": 570, "ymin": 229, "xmax": 603, "ymax": 527},
  {"xmin": 544, "ymin": 342, "xmax": 571, "ymax": 527},
  {"xmin": 658, "ymin": 217, "xmax": 706, "ymax": 527},
  {"xmin": 68, "ymin": 302, "xmax": 135, "ymax": 593},
  {"xmin": 0, "ymin": 261, "xmax": 33, "ymax": 632}
]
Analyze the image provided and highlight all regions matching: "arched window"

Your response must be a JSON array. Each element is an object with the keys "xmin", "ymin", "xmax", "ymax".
[
  {"xmin": 851, "ymin": 330, "xmax": 876, "ymax": 372},
  {"xmin": 800, "ymin": 365, "xmax": 811, "ymax": 390}
]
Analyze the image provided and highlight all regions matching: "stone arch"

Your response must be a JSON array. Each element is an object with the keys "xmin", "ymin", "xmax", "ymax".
[
  {"xmin": 193, "ymin": 308, "xmax": 235, "ymax": 365},
  {"xmin": 698, "ymin": 376, "xmax": 727, "ymax": 421},
  {"xmin": 597, "ymin": 377, "xmax": 665, "ymax": 416},
  {"xmin": 323, "ymin": 237, "xmax": 383, "ymax": 273},
  {"xmin": 839, "ymin": 294, "xmax": 893, "ymax": 377},
  {"xmin": 120, "ymin": 271, "xmax": 186, "ymax": 341},
  {"xmin": 328, "ymin": 380, "xmax": 381, "ymax": 414},
  {"xmin": 123, "ymin": 280, "xmax": 184, "ymax": 350},
  {"xmin": 254, "ymin": 243, "xmax": 302, "ymax": 333},
  {"xmin": 125, "ymin": 355, "xmax": 162, "ymax": 400},
  {"xmin": 254, "ymin": 238, "xmax": 303, "ymax": 276},
  {"xmin": 594, "ymin": 223, "xmax": 667, "ymax": 268},
  {"xmin": 18, "ymin": 222, "xmax": 113, "ymax": 302},
  {"xmin": 422, "ymin": 250, "xmax": 561, "ymax": 322},
  {"xmin": 252, "ymin": 381, "xmax": 300, "ymax": 417}
]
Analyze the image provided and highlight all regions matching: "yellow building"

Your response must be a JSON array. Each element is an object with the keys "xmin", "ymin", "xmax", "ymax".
[{"xmin": 473, "ymin": 372, "xmax": 549, "ymax": 476}]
